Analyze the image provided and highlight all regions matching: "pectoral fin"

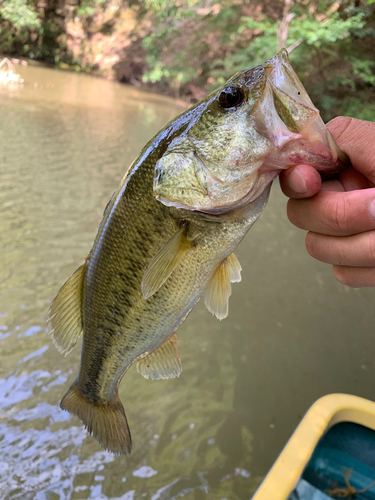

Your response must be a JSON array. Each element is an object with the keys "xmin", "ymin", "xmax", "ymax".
[
  {"xmin": 47, "ymin": 262, "xmax": 85, "ymax": 355},
  {"xmin": 142, "ymin": 227, "xmax": 192, "ymax": 300},
  {"xmin": 136, "ymin": 333, "xmax": 182, "ymax": 380},
  {"xmin": 204, "ymin": 253, "xmax": 241, "ymax": 321}
]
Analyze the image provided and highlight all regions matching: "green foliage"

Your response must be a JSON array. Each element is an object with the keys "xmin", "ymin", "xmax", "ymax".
[
  {"xmin": 0, "ymin": 0, "xmax": 40, "ymax": 30},
  {"xmin": 289, "ymin": 12, "xmax": 365, "ymax": 47},
  {"xmin": 346, "ymin": 56, "xmax": 375, "ymax": 86},
  {"xmin": 142, "ymin": 0, "xmax": 375, "ymax": 121},
  {"xmin": 0, "ymin": 0, "xmax": 374, "ymax": 122},
  {"xmin": 77, "ymin": 0, "xmax": 106, "ymax": 18},
  {"xmin": 142, "ymin": 1, "xmax": 246, "ymax": 89}
]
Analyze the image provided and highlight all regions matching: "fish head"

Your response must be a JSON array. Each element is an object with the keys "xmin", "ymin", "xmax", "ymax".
[{"xmin": 154, "ymin": 49, "xmax": 349, "ymax": 215}]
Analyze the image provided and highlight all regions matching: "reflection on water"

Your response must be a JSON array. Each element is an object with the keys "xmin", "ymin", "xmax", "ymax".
[{"xmin": 0, "ymin": 65, "xmax": 374, "ymax": 499}]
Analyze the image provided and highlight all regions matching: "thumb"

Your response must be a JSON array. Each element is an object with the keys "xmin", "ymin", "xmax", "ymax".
[{"xmin": 328, "ymin": 116, "xmax": 375, "ymax": 183}]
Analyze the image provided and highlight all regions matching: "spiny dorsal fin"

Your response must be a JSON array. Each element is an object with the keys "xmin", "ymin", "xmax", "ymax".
[
  {"xmin": 47, "ymin": 262, "xmax": 85, "ymax": 356},
  {"xmin": 142, "ymin": 227, "xmax": 192, "ymax": 300},
  {"xmin": 136, "ymin": 333, "xmax": 182, "ymax": 380},
  {"xmin": 204, "ymin": 259, "xmax": 232, "ymax": 321},
  {"xmin": 227, "ymin": 252, "xmax": 242, "ymax": 283}
]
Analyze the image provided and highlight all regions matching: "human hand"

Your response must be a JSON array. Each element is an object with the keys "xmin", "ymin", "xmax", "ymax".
[{"xmin": 279, "ymin": 116, "xmax": 375, "ymax": 287}]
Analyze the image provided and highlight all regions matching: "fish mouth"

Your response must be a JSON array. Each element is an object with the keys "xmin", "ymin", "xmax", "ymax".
[
  {"xmin": 199, "ymin": 52, "xmax": 351, "ymax": 213},
  {"xmin": 195, "ymin": 49, "xmax": 351, "ymax": 214},
  {"xmin": 259, "ymin": 49, "xmax": 350, "ymax": 173}
]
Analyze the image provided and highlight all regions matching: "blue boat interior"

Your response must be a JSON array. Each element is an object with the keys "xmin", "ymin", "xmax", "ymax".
[{"xmin": 288, "ymin": 422, "xmax": 375, "ymax": 499}]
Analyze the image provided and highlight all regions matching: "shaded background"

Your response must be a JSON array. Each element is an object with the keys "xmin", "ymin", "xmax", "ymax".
[
  {"xmin": 0, "ymin": 0, "xmax": 375, "ymax": 121},
  {"xmin": 1, "ymin": 1, "xmax": 375, "ymax": 498}
]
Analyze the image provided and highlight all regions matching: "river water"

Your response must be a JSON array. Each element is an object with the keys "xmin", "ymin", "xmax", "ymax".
[{"xmin": 0, "ymin": 65, "xmax": 374, "ymax": 500}]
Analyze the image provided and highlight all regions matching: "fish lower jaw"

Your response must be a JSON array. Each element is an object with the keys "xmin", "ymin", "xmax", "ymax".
[
  {"xmin": 203, "ymin": 171, "xmax": 277, "ymax": 215},
  {"xmin": 262, "ymin": 131, "xmax": 348, "ymax": 174}
]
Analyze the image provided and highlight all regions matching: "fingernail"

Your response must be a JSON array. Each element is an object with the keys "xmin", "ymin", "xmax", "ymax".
[
  {"xmin": 370, "ymin": 198, "xmax": 375, "ymax": 220},
  {"xmin": 289, "ymin": 167, "xmax": 307, "ymax": 194}
]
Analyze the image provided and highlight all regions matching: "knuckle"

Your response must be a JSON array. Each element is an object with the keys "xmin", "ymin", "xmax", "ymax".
[
  {"xmin": 327, "ymin": 116, "xmax": 354, "ymax": 145},
  {"xmin": 324, "ymin": 196, "xmax": 349, "ymax": 233}
]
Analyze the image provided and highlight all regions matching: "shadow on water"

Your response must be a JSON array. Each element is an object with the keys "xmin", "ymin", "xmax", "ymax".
[{"xmin": 0, "ymin": 64, "xmax": 374, "ymax": 499}]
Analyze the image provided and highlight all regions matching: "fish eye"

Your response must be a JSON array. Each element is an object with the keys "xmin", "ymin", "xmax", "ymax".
[{"xmin": 218, "ymin": 87, "xmax": 244, "ymax": 110}]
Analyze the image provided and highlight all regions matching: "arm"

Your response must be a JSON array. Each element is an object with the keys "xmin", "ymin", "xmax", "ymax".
[{"xmin": 279, "ymin": 116, "xmax": 375, "ymax": 287}]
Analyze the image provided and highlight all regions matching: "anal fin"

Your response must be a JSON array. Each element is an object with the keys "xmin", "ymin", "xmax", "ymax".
[
  {"xmin": 142, "ymin": 227, "xmax": 192, "ymax": 300},
  {"xmin": 136, "ymin": 333, "xmax": 182, "ymax": 380},
  {"xmin": 204, "ymin": 253, "xmax": 241, "ymax": 321},
  {"xmin": 47, "ymin": 262, "xmax": 85, "ymax": 355}
]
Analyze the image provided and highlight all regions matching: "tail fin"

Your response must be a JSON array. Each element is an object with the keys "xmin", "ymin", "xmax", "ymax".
[{"xmin": 60, "ymin": 382, "xmax": 132, "ymax": 455}]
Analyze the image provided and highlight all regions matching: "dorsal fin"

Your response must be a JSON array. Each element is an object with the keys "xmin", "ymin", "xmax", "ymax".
[
  {"xmin": 227, "ymin": 252, "xmax": 242, "ymax": 283},
  {"xmin": 136, "ymin": 333, "xmax": 182, "ymax": 380},
  {"xmin": 142, "ymin": 227, "xmax": 192, "ymax": 300},
  {"xmin": 47, "ymin": 262, "xmax": 85, "ymax": 355}
]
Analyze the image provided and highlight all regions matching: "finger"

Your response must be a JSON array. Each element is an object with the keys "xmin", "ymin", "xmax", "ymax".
[
  {"xmin": 320, "ymin": 179, "xmax": 345, "ymax": 192},
  {"xmin": 320, "ymin": 168, "xmax": 370, "ymax": 192},
  {"xmin": 287, "ymin": 188, "xmax": 375, "ymax": 236},
  {"xmin": 305, "ymin": 231, "xmax": 375, "ymax": 266},
  {"xmin": 339, "ymin": 166, "xmax": 372, "ymax": 191},
  {"xmin": 279, "ymin": 165, "xmax": 321, "ymax": 199},
  {"xmin": 332, "ymin": 265, "xmax": 375, "ymax": 288},
  {"xmin": 328, "ymin": 117, "xmax": 375, "ymax": 183}
]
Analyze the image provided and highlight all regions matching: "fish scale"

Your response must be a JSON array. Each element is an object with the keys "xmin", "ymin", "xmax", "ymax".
[{"xmin": 48, "ymin": 50, "xmax": 349, "ymax": 454}]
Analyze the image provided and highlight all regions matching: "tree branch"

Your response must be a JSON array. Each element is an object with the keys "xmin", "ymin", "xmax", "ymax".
[{"xmin": 277, "ymin": 0, "xmax": 294, "ymax": 52}]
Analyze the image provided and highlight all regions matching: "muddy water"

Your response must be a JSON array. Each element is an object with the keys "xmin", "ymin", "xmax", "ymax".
[{"xmin": 0, "ymin": 65, "xmax": 374, "ymax": 500}]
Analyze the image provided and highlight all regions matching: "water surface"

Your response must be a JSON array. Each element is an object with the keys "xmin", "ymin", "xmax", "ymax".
[{"xmin": 0, "ymin": 65, "xmax": 374, "ymax": 500}]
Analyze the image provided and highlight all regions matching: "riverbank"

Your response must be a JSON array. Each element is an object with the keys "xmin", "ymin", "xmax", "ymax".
[
  {"xmin": 1, "ymin": 0, "xmax": 375, "ymax": 120},
  {"xmin": 1, "ymin": 2, "xmax": 160, "ymax": 90}
]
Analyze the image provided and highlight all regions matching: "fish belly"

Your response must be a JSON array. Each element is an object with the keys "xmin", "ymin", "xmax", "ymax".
[{"xmin": 77, "ymin": 189, "xmax": 249, "ymax": 403}]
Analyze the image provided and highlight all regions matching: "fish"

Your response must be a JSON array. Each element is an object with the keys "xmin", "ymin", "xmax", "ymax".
[{"xmin": 47, "ymin": 49, "xmax": 349, "ymax": 455}]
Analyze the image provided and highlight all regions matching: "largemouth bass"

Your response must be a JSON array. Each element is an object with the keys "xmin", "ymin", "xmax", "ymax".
[{"xmin": 48, "ymin": 50, "xmax": 349, "ymax": 454}]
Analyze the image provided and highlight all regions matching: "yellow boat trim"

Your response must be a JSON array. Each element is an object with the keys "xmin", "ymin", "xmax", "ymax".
[{"xmin": 252, "ymin": 393, "xmax": 375, "ymax": 499}]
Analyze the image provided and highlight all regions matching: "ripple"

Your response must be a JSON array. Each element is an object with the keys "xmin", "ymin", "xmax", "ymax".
[
  {"xmin": 133, "ymin": 466, "xmax": 158, "ymax": 478},
  {"xmin": 0, "ymin": 370, "xmax": 51, "ymax": 407}
]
